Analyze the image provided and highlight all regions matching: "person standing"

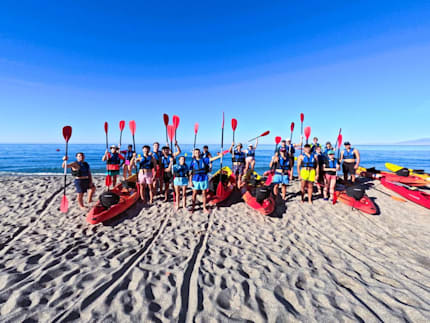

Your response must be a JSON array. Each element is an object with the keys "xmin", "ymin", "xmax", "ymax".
[
  {"xmin": 270, "ymin": 147, "xmax": 290, "ymax": 200},
  {"xmin": 102, "ymin": 145, "xmax": 125, "ymax": 187},
  {"xmin": 62, "ymin": 152, "xmax": 96, "ymax": 210},
  {"xmin": 136, "ymin": 145, "xmax": 157, "ymax": 204},
  {"xmin": 121, "ymin": 144, "xmax": 135, "ymax": 180},
  {"xmin": 229, "ymin": 142, "xmax": 246, "ymax": 188},
  {"xmin": 340, "ymin": 142, "xmax": 360, "ymax": 183},
  {"xmin": 297, "ymin": 144, "xmax": 319, "ymax": 203},
  {"xmin": 173, "ymin": 156, "xmax": 189, "ymax": 210},
  {"xmin": 244, "ymin": 138, "xmax": 258, "ymax": 174},
  {"xmin": 151, "ymin": 142, "xmax": 163, "ymax": 195},
  {"xmin": 323, "ymin": 150, "xmax": 340, "ymax": 201},
  {"xmin": 314, "ymin": 145, "xmax": 326, "ymax": 196}
]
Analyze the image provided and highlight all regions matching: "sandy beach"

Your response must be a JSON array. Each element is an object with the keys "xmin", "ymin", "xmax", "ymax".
[{"xmin": 0, "ymin": 175, "xmax": 429, "ymax": 322}]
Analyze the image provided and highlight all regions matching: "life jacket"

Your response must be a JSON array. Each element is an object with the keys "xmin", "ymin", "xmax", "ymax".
[
  {"xmin": 107, "ymin": 153, "xmax": 121, "ymax": 170},
  {"xmin": 232, "ymin": 150, "xmax": 245, "ymax": 163},
  {"xmin": 71, "ymin": 161, "xmax": 90, "ymax": 177},
  {"xmin": 152, "ymin": 151, "xmax": 162, "ymax": 164},
  {"xmin": 287, "ymin": 144, "xmax": 295, "ymax": 155},
  {"xmin": 124, "ymin": 150, "xmax": 134, "ymax": 161},
  {"xmin": 301, "ymin": 154, "xmax": 316, "ymax": 168},
  {"xmin": 327, "ymin": 158, "xmax": 338, "ymax": 169},
  {"xmin": 277, "ymin": 156, "xmax": 290, "ymax": 171},
  {"xmin": 174, "ymin": 164, "xmax": 189, "ymax": 177},
  {"xmin": 310, "ymin": 143, "xmax": 321, "ymax": 153},
  {"xmin": 191, "ymin": 158, "xmax": 209, "ymax": 175},
  {"xmin": 201, "ymin": 151, "xmax": 210, "ymax": 159},
  {"xmin": 161, "ymin": 155, "xmax": 171, "ymax": 169},
  {"xmin": 343, "ymin": 148, "xmax": 356, "ymax": 160},
  {"xmin": 139, "ymin": 155, "xmax": 153, "ymax": 170},
  {"xmin": 247, "ymin": 149, "xmax": 255, "ymax": 157}
]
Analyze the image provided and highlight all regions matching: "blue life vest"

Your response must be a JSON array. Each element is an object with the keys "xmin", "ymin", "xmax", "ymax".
[
  {"xmin": 161, "ymin": 155, "xmax": 171, "ymax": 169},
  {"xmin": 107, "ymin": 153, "xmax": 121, "ymax": 165},
  {"xmin": 201, "ymin": 151, "xmax": 210, "ymax": 159},
  {"xmin": 174, "ymin": 164, "xmax": 189, "ymax": 177},
  {"xmin": 139, "ymin": 156, "xmax": 153, "ymax": 170},
  {"xmin": 247, "ymin": 149, "xmax": 255, "ymax": 157},
  {"xmin": 152, "ymin": 151, "xmax": 162, "ymax": 163},
  {"xmin": 301, "ymin": 154, "xmax": 316, "ymax": 168},
  {"xmin": 343, "ymin": 148, "xmax": 356, "ymax": 160},
  {"xmin": 232, "ymin": 150, "xmax": 245, "ymax": 163},
  {"xmin": 124, "ymin": 150, "xmax": 134, "ymax": 161},
  {"xmin": 191, "ymin": 158, "xmax": 209, "ymax": 175},
  {"xmin": 277, "ymin": 156, "xmax": 290, "ymax": 171},
  {"xmin": 71, "ymin": 161, "xmax": 90, "ymax": 177},
  {"xmin": 327, "ymin": 158, "xmax": 338, "ymax": 169}
]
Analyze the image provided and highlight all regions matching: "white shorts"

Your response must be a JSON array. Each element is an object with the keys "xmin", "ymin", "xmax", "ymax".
[{"xmin": 246, "ymin": 156, "xmax": 254, "ymax": 163}]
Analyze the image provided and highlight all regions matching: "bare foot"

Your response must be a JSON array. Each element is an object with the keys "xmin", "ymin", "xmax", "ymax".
[
  {"xmin": 79, "ymin": 205, "xmax": 87, "ymax": 210},
  {"xmin": 203, "ymin": 208, "xmax": 211, "ymax": 214}
]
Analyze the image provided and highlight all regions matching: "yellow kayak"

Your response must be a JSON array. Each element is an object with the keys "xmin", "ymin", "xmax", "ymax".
[{"xmin": 385, "ymin": 163, "xmax": 430, "ymax": 182}]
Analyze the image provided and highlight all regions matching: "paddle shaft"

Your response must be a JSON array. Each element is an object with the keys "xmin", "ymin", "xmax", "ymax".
[
  {"xmin": 63, "ymin": 140, "xmax": 69, "ymax": 195},
  {"xmin": 193, "ymin": 133, "xmax": 197, "ymax": 151},
  {"xmin": 300, "ymin": 121, "xmax": 303, "ymax": 155}
]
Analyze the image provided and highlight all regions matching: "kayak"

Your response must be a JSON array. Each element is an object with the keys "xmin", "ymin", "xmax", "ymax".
[
  {"xmin": 206, "ymin": 166, "xmax": 236, "ymax": 205},
  {"xmin": 242, "ymin": 190, "xmax": 275, "ymax": 215},
  {"xmin": 242, "ymin": 171, "xmax": 275, "ymax": 215},
  {"xmin": 380, "ymin": 177, "xmax": 430, "ymax": 209},
  {"xmin": 385, "ymin": 163, "xmax": 430, "ymax": 182},
  {"xmin": 86, "ymin": 175, "xmax": 139, "ymax": 224},
  {"xmin": 357, "ymin": 166, "xmax": 428, "ymax": 187},
  {"xmin": 334, "ymin": 190, "xmax": 378, "ymax": 215}
]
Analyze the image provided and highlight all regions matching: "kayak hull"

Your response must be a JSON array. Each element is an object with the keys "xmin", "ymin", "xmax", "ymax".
[
  {"xmin": 334, "ymin": 190, "xmax": 378, "ymax": 214},
  {"xmin": 385, "ymin": 162, "xmax": 430, "ymax": 182},
  {"xmin": 380, "ymin": 177, "xmax": 430, "ymax": 209},
  {"xmin": 357, "ymin": 167, "xmax": 427, "ymax": 187},
  {"xmin": 206, "ymin": 167, "xmax": 236, "ymax": 205},
  {"xmin": 86, "ymin": 175, "xmax": 139, "ymax": 224},
  {"xmin": 242, "ymin": 190, "xmax": 275, "ymax": 215}
]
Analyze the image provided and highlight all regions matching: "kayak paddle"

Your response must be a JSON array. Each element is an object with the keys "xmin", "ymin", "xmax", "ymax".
[
  {"xmin": 337, "ymin": 133, "xmax": 343, "ymax": 161},
  {"xmin": 231, "ymin": 118, "xmax": 237, "ymax": 162},
  {"xmin": 371, "ymin": 186, "xmax": 407, "ymax": 202},
  {"xmin": 274, "ymin": 136, "xmax": 282, "ymax": 154},
  {"xmin": 288, "ymin": 122, "xmax": 295, "ymax": 155},
  {"xmin": 248, "ymin": 130, "xmax": 270, "ymax": 142},
  {"xmin": 304, "ymin": 126, "xmax": 311, "ymax": 145},
  {"xmin": 300, "ymin": 113, "xmax": 304, "ymax": 154},
  {"xmin": 129, "ymin": 120, "xmax": 137, "ymax": 175},
  {"xmin": 217, "ymin": 112, "xmax": 226, "ymax": 198},
  {"xmin": 193, "ymin": 123, "xmax": 199, "ymax": 151},
  {"xmin": 119, "ymin": 120, "xmax": 125, "ymax": 147},
  {"xmin": 104, "ymin": 122, "xmax": 111, "ymax": 187},
  {"xmin": 265, "ymin": 136, "xmax": 282, "ymax": 185},
  {"xmin": 173, "ymin": 115, "xmax": 180, "ymax": 142},
  {"xmin": 60, "ymin": 126, "xmax": 72, "ymax": 213},
  {"xmin": 167, "ymin": 124, "xmax": 175, "ymax": 156},
  {"xmin": 163, "ymin": 113, "xmax": 169, "ymax": 146}
]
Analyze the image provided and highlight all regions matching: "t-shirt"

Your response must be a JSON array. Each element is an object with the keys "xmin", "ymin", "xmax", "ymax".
[{"xmin": 190, "ymin": 157, "xmax": 210, "ymax": 182}]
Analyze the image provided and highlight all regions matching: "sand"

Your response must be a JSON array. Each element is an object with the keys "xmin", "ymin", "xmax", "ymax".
[{"xmin": 0, "ymin": 175, "xmax": 429, "ymax": 322}]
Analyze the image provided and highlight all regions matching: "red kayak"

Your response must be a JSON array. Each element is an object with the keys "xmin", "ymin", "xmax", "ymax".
[
  {"xmin": 357, "ymin": 167, "xmax": 427, "ymax": 187},
  {"xmin": 86, "ymin": 176, "xmax": 140, "ymax": 224},
  {"xmin": 380, "ymin": 177, "xmax": 430, "ymax": 209},
  {"xmin": 334, "ymin": 190, "xmax": 378, "ymax": 214},
  {"xmin": 242, "ymin": 190, "xmax": 275, "ymax": 215},
  {"xmin": 206, "ymin": 167, "xmax": 236, "ymax": 205}
]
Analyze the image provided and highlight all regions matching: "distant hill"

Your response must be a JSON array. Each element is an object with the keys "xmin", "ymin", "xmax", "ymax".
[{"xmin": 396, "ymin": 138, "xmax": 430, "ymax": 145}]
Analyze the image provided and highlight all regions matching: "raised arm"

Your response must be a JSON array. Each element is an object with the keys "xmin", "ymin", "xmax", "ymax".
[
  {"xmin": 173, "ymin": 141, "xmax": 181, "ymax": 157},
  {"xmin": 254, "ymin": 138, "xmax": 259, "ymax": 149}
]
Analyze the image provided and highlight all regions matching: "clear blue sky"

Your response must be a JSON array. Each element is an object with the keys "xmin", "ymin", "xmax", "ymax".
[{"xmin": 0, "ymin": 1, "xmax": 429, "ymax": 145}]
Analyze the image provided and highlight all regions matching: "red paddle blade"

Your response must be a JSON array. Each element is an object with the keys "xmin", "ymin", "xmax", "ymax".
[
  {"xmin": 105, "ymin": 175, "xmax": 112, "ymax": 187},
  {"xmin": 338, "ymin": 134, "xmax": 343, "ymax": 147},
  {"xmin": 119, "ymin": 120, "xmax": 125, "ymax": 131},
  {"xmin": 260, "ymin": 130, "xmax": 270, "ymax": 137},
  {"xmin": 223, "ymin": 150, "xmax": 230, "ymax": 155},
  {"xmin": 163, "ymin": 114, "xmax": 169, "ymax": 126},
  {"xmin": 231, "ymin": 118, "xmax": 237, "ymax": 131},
  {"xmin": 216, "ymin": 180, "xmax": 226, "ymax": 198},
  {"xmin": 167, "ymin": 125, "xmax": 175, "ymax": 142},
  {"xmin": 304, "ymin": 126, "xmax": 311, "ymax": 139},
  {"xmin": 60, "ymin": 195, "xmax": 68, "ymax": 213},
  {"xmin": 275, "ymin": 136, "xmax": 282, "ymax": 144},
  {"xmin": 129, "ymin": 120, "xmax": 136, "ymax": 135},
  {"xmin": 173, "ymin": 115, "xmax": 180, "ymax": 129},
  {"xmin": 104, "ymin": 122, "xmax": 108, "ymax": 134},
  {"xmin": 300, "ymin": 113, "xmax": 304, "ymax": 123},
  {"xmin": 290, "ymin": 122, "xmax": 295, "ymax": 132},
  {"xmin": 194, "ymin": 123, "xmax": 199, "ymax": 134},
  {"xmin": 62, "ymin": 126, "xmax": 72, "ymax": 142}
]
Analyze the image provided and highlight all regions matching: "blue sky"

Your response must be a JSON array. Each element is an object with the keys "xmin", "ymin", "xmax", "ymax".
[{"xmin": 0, "ymin": 1, "xmax": 429, "ymax": 145}]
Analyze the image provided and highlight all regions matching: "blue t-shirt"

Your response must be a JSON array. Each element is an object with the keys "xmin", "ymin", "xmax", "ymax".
[{"xmin": 190, "ymin": 157, "xmax": 210, "ymax": 182}]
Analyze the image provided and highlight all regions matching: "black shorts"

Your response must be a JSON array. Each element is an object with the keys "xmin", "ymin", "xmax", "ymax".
[
  {"xmin": 342, "ymin": 162, "xmax": 355, "ymax": 176},
  {"xmin": 74, "ymin": 179, "xmax": 91, "ymax": 193},
  {"xmin": 163, "ymin": 171, "xmax": 172, "ymax": 183}
]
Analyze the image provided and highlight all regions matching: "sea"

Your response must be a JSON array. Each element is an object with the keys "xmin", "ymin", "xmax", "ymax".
[{"xmin": 0, "ymin": 144, "xmax": 429, "ymax": 177}]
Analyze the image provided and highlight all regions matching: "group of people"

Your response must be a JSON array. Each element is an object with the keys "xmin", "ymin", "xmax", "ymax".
[{"xmin": 62, "ymin": 135, "xmax": 360, "ymax": 210}]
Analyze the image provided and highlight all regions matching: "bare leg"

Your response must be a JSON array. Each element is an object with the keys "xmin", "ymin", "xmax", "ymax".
[
  {"xmin": 77, "ymin": 193, "xmax": 85, "ymax": 209},
  {"xmin": 174, "ymin": 185, "xmax": 180, "ymax": 210},
  {"xmin": 330, "ymin": 178, "xmax": 336, "ymax": 199},
  {"xmin": 87, "ymin": 185, "xmax": 96, "ymax": 203},
  {"xmin": 300, "ymin": 180, "xmax": 306, "ymax": 202},
  {"xmin": 273, "ymin": 184, "xmax": 279, "ymax": 197},
  {"xmin": 281, "ymin": 184, "xmax": 287, "ymax": 200},
  {"xmin": 351, "ymin": 174, "xmax": 356, "ymax": 183},
  {"xmin": 139, "ymin": 183, "xmax": 145, "ymax": 201},
  {"xmin": 251, "ymin": 159, "xmax": 255, "ymax": 171},
  {"xmin": 323, "ymin": 176, "xmax": 329, "ymax": 199},
  {"xmin": 202, "ymin": 190, "xmax": 209, "ymax": 213},
  {"xmin": 182, "ymin": 186, "xmax": 187, "ymax": 208},
  {"xmin": 307, "ymin": 182, "xmax": 313, "ymax": 203},
  {"xmin": 112, "ymin": 175, "xmax": 117, "ymax": 187},
  {"xmin": 190, "ymin": 190, "xmax": 197, "ymax": 213}
]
